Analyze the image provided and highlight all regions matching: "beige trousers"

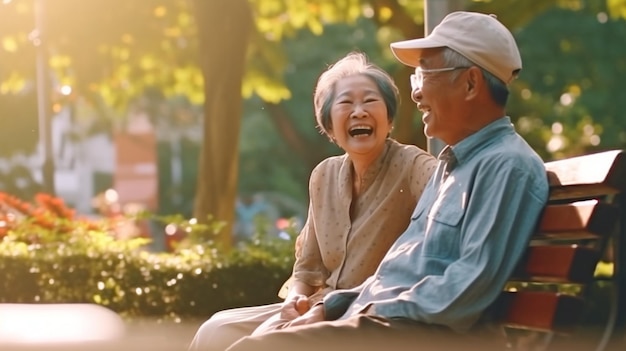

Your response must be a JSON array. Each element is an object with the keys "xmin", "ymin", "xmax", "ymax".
[
  {"xmin": 187, "ymin": 303, "xmax": 282, "ymax": 351},
  {"xmin": 225, "ymin": 315, "xmax": 503, "ymax": 351}
]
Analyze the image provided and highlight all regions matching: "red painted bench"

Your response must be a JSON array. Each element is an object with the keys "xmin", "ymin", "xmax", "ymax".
[{"xmin": 491, "ymin": 150, "xmax": 626, "ymax": 351}]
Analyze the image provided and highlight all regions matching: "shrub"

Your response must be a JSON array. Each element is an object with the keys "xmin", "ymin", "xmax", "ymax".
[{"xmin": 0, "ymin": 192, "xmax": 296, "ymax": 319}]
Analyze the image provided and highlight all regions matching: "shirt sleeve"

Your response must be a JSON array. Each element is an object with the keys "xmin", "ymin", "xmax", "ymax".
[
  {"xmin": 373, "ymin": 160, "xmax": 548, "ymax": 331},
  {"xmin": 321, "ymin": 277, "xmax": 372, "ymax": 320},
  {"xmin": 291, "ymin": 166, "xmax": 328, "ymax": 287}
]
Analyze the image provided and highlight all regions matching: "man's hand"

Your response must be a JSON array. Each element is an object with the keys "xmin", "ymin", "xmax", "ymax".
[
  {"xmin": 284, "ymin": 302, "xmax": 325, "ymax": 328},
  {"xmin": 280, "ymin": 294, "xmax": 310, "ymax": 320}
]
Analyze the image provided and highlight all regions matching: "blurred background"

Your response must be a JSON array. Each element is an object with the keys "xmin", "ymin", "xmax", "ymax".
[
  {"xmin": 1, "ymin": 1, "xmax": 625, "ymax": 348},
  {"xmin": 1, "ymin": 0, "xmax": 625, "ymax": 249}
]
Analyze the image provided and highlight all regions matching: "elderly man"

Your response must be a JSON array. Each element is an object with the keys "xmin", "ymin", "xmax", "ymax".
[{"xmin": 226, "ymin": 11, "xmax": 549, "ymax": 351}]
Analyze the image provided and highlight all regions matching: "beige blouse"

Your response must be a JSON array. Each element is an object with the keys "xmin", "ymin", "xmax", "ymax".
[{"xmin": 291, "ymin": 139, "xmax": 437, "ymax": 303}]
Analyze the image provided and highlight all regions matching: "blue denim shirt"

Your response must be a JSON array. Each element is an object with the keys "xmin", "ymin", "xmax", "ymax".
[{"xmin": 323, "ymin": 117, "xmax": 549, "ymax": 332}]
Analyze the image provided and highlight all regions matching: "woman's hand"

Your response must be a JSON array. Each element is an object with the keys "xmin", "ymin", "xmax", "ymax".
[
  {"xmin": 280, "ymin": 294, "xmax": 310, "ymax": 320},
  {"xmin": 285, "ymin": 303, "xmax": 325, "ymax": 327}
]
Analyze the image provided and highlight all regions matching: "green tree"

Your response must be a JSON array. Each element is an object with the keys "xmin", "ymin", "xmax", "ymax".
[
  {"xmin": 238, "ymin": 19, "xmax": 387, "ymax": 204},
  {"xmin": 510, "ymin": 2, "xmax": 626, "ymax": 160},
  {"xmin": 4, "ymin": 0, "xmax": 622, "ymax": 250}
]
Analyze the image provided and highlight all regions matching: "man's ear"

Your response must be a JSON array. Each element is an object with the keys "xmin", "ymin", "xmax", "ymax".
[{"xmin": 465, "ymin": 66, "xmax": 482, "ymax": 100}]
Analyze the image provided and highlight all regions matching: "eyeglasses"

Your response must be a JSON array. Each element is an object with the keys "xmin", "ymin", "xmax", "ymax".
[{"xmin": 410, "ymin": 66, "xmax": 470, "ymax": 91}]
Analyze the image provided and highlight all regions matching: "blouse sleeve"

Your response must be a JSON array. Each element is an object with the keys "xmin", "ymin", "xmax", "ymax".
[{"xmin": 291, "ymin": 165, "xmax": 328, "ymax": 288}]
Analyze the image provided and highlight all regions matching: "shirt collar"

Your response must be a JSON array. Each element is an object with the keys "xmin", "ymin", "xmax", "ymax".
[
  {"xmin": 338, "ymin": 138, "xmax": 393, "ymax": 197},
  {"xmin": 450, "ymin": 116, "xmax": 516, "ymax": 166}
]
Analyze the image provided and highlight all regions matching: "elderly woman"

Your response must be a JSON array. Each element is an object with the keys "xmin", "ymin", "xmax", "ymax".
[{"xmin": 188, "ymin": 52, "xmax": 436, "ymax": 351}]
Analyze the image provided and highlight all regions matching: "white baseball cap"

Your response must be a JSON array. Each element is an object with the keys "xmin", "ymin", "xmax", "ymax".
[{"xmin": 390, "ymin": 11, "xmax": 522, "ymax": 85}]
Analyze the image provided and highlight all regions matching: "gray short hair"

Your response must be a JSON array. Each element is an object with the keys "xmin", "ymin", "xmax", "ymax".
[
  {"xmin": 441, "ymin": 47, "xmax": 510, "ymax": 107},
  {"xmin": 314, "ymin": 52, "xmax": 399, "ymax": 138}
]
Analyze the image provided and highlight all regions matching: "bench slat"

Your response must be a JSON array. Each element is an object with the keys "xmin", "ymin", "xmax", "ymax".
[
  {"xmin": 512, "ymin": 245, "xmax": 599, "ymax": 283},
  {"xmin": 496, "ymin": 150, "xmax": 625, "ymax": 347},
  {"xmin": 495, "ymin": 291, "xmax": 584, "ymax": 334},
  {"xmin": 548, "ymin": 184, "xmax": 619, "ymax": 201},
  {"xmin": 535, "ymin": 200, "xmax": 618, "ymax": 240},
  {"xmin": 545, "ymin": 150, "xmax": 626, "ymax": 191}
]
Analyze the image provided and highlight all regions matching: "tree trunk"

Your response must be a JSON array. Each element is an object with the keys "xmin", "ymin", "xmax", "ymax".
[{"xmin": 192, "ymin": 0, "xmax": 253, "ymax": 250}]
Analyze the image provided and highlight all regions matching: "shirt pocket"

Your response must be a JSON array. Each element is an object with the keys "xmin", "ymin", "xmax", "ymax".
[{"xmin": 422, "ymin": 203, "xmax": 465, "ymax": 259}]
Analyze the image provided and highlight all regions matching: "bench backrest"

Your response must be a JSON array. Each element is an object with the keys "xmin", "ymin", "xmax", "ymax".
[{"xmin": 493, "ymin": 150, "xmax": 626, "ymax": 349}]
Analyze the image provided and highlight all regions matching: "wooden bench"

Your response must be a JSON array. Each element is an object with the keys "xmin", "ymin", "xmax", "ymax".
[{"xmin": 490, "ymin": 150, "xmax": 626, "ymax": 351}]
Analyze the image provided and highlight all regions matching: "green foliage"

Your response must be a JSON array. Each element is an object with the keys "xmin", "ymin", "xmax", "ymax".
[
  {"xmin": 510, "ymin": 5, "xmax": 626, "ymax": 159},
  {"xmin": 1, "ymin": 0, "xmax": 197, "ymax": 105},
  {"xmin": 238, "ymin": 99, "xmax": 311, "ymax": 200},
  {"xmin": 251, "ymin": 0, "xmax": 363, "ymax": 40},
  {"xmin": 238, "ymin": 18, "xmax": 389, "ymax": 203},
  {"xmin": 3, "ymin": 0, "xmax": 626, "ymax": 252},
  {"xmin": 0, "ymin": 246, "xmax": 293, "ymax": 318},
  {"xmin": 233, "ymin": 216, "xmax": 299, "ymax": 263},
  {"xmin": 607, "ymin": 0, "xmax": 626, "ymax": 18},
  {"xmin": 243, "ymin": 0, "xmax": 366, "ymax": 102},
  {"xmin": 147, "ymin": 212, "xmax": 226, "ymax": 248},
  {"xmin": 0, "ymin": 192, "xmax": 296, "ymax": 318}
]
